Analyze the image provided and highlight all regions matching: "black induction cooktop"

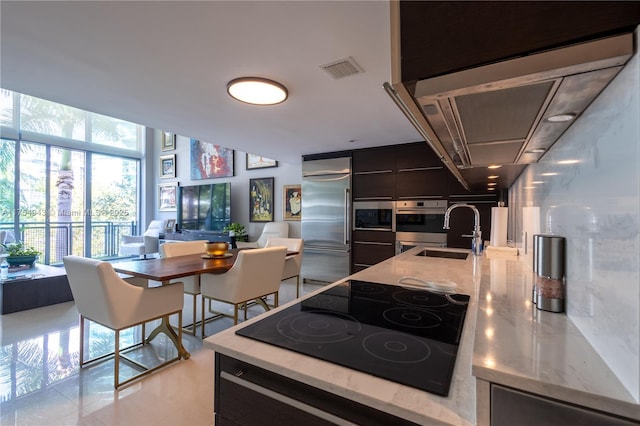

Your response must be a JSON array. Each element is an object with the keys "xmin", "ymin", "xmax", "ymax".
[{"xmin": 235, "ymin": 280, "xmax": 470, "ymax": 396}]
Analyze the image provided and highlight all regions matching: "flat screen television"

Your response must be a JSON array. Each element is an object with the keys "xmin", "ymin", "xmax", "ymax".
[{"xmin": 177, "ymin": 183, "xmax": 231, "ymax": 232}]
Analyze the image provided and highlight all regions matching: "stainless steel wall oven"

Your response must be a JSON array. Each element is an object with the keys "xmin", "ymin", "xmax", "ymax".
[{"xmin": 395, "ymin": 199, "xmax": 447, "ymax": 254}]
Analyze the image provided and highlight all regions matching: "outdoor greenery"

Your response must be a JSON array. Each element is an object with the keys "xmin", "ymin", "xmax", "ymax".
[
  {"xmin": 2, "ymin": 242, "xmax": 41, "ymax": 257},
  {"xmin": 0, "ymin": 89, "xmax": 141, "ymax": 262}
]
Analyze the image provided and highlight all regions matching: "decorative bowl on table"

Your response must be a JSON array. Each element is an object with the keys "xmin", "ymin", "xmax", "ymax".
[
  {"xmin": 6, "ymin": 255, "xmax": 37, "ymax": 267},
  {"xmin": 203, "ymin": 241, "xmax": 229, "ymax": 258}
]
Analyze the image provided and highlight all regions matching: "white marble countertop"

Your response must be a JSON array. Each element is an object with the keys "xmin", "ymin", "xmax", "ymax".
[
  {"xmin": 204, "ymin": 247, "xmax": 640, "ymax": 424},
  {"xmin": 473, "ymin": 252, "xmax": 640, "ymax": 421}
]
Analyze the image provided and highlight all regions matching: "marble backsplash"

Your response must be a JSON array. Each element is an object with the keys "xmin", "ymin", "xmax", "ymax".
[{"xmin": 508, "ymin": 30, "xmax": 640, "ymax": 401}]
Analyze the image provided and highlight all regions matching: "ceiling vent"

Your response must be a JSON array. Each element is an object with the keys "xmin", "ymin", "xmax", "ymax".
[{"xmin": 320, "ymin": 57, "xmax": 364, "ymax": 79}]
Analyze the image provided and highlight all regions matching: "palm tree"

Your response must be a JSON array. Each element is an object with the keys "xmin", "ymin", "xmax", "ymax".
[{"xmin": 18, "ymin": 95, "xmax": 119, "ymax": 259}]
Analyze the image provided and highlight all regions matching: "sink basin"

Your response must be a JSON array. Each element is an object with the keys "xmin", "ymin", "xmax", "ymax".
[{"xmin": 415, "ymin": 249, "xmax": 469, "ymax": 260}]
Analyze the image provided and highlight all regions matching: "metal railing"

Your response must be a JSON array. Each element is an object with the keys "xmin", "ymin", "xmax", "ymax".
[{"xmin": 0, "ymin": 221, "xmax": 136, "ymax": 265}]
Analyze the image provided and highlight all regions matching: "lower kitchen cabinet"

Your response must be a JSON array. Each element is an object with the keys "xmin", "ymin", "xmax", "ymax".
[
  {"xmin": 215, "ymin": 353, "xmax": 419, "ymax": 426},
  {"xmin": 486, "ymin": 383, "xmax": 638, "ymax": 426},
  {"xmin": 351, "ymin": 230, "xmax": 396, "ymax": 273}
]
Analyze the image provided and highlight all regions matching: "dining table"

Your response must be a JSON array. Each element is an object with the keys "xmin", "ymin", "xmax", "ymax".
[{"xmin": 112, "ymin": 248, "xmax": 299, "ymax": 359}]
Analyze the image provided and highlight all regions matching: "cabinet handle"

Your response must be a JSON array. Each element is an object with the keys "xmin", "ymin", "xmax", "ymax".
[
  {"xmin": 397, "ymin": 166, "xmax": 443, "ymax": 172},
  {"xmin": 353, "ymin": 241, "xmax": 392, "ymax": 246},
  {"xmin": 220, "ymin": 371, "xmax": 357, "ymax": 426},
  {"xmin": 354, "ymin": 170, "xmax": 393, "ymax": 175},
  {"xmin": 461, "ymin": 234, "xmax": 474, "ymax": 238},
  {"xmin": 397, "ymin": 195, "xmax": 443, "ymax": 200},
  {"xmin": 353, "ymin": 197, "xmax": 393, "ymax": 201}
]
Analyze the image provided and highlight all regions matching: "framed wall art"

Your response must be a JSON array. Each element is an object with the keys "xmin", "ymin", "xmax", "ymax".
[
  {"xmin": 159, "ymin": 154, "xmax": 176, "ymax": 179},
  {"xmin": 158, "ymin": 182, "xmax": 177, "ymax": 211},
  {"xmin": 246, "ymin": 153, "xmax": 278, "ymax": 170},
  {"xmin": 161, "ymin": 131, "xmax": 176, "ymax": 151},
  {"xmin": 190, "ymin": 139, "xmax": 234, "ymax": 179},
  {"xmin": 165, "ymin": 219, "xmax": 176, "ymax": 232},
  {"xmin": 283, "ymin": 184, "xmax": 301, "ymax": 221},
  {"xmin": 249, "ymin": 177, "xmax": 274, "ymax": 222}
]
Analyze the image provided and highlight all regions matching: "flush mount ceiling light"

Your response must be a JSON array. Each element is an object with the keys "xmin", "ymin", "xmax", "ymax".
[
  {"xmin": 227, "ymin": 77, "xmax": 288, "ymax": 105},
  {"xmin": 487, "ymin": 165, "xmax": 502, "ymax": 169}
]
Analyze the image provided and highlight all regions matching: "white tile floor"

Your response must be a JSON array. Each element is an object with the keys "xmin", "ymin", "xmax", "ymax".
[{"xmin": 0, "ymin": 278, "xmax": 320, "ymax": 426}]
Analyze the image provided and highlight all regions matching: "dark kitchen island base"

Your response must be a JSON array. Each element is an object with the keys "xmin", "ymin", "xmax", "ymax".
[
  {"xmin": 215, "ymin": 353, "xmax": 420, "ymax": 426},
  {"xmin": 0, "ymin": 264, "xmax": 72, "ymax": 314}
]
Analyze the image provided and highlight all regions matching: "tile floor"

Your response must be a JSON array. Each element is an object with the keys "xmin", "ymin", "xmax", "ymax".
[{"xmin": 0, "ymin": 278, "xmax": 318, "ymax": 426}]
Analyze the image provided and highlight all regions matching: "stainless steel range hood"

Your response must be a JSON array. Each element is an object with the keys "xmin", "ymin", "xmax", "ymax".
[{"xmin": 386, "ymin": 5, "xmax": 634, "ymax": 190}]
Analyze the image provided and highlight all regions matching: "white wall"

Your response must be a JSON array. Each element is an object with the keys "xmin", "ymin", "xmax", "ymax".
[
  {"xmin": 148, "ymin": 134, "xmax": 302, "ymax": 240},
  {"xmin": 508, "ymin": 30, "xmax": 640, "ymax": 400}
]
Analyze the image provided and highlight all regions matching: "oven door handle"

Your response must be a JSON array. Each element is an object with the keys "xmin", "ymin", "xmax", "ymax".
[{"xmin": 396, "ymin": 209, "xmax": 446, "ymax": 215}]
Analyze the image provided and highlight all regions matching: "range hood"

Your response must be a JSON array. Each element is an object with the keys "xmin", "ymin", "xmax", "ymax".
[{"xmin": 386, "ymin": 29, "xmax": 634, "ymax": 190}]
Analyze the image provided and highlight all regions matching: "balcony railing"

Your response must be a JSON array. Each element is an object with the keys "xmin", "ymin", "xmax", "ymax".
[{"xmin": 0, "ymin": 221, "xmax": 137, "ymax": 265}]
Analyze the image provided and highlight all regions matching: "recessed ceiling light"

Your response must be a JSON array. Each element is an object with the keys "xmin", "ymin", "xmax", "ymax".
[
  {"xmin": 546, "ymin": 113, "xmax": 576, "ymax": 122},
  {"xmin": 227, "ymin": 77, "xmax": 288, "ymax": 105},
  {"xmin": 557, "ymin": 159, "xmax": 580, "ymax": 165},
  {"xmin": 487, "ymin": 165, "xmax": 501, "ymax": 169},
  {"xmin": 488, "ymin": 175, "xmax": 499, "ymax": 179},
  {"xmin": 487, "ymin": 187, "xmax": 496, "ymax": 190},
  {"xmin": 541, "ymin": 172, "xmax": 558, "ymax": 176},
  {"xmin": 531, "ymin": 181, "xmax": 544, "ymax": 184},
  {"xmin": 487, "ymin": 182, "xmax": 497, "ymax": 186},
  {"xmin": 525, "ymin": 148, "xmax": 546, "ymax": 154}
]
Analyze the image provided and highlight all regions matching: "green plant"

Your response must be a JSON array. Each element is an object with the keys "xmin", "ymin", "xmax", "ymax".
[
  {"xmin": 2, "ymin": 242, "xmax": 41, "ymax": 257},
  {"xmin": 223, "ymin": 223, "xmax": 248, "ymax": 241}
]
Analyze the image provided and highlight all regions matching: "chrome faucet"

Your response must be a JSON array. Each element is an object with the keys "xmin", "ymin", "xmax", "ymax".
[{"xmin": 443, "ymin": 204, "xmax": 483, "ymax": 256}]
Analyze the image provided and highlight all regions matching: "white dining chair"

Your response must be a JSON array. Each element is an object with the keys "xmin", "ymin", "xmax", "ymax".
[
  {"xmin": 265, "ymin": 237, "xmax": 304, "ymax": 298},
  {"xmin": 63, "ymin": 255, "xmax": 184, "ymax": 388},
  {"xmin": 235, "ymin": 222, "xmax": 289, "ymax": 248},
  {"xmin": 199, "ymin": 246, "xmax": 287, "ymax": 336},
  {"xmin": 160, "ymin": 240, "xmax": 208, "ymax": 335}
]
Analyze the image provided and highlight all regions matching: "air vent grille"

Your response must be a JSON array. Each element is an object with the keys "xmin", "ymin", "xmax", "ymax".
[{"xmin": 320, "ymin": 57, "xmax": 364, "ymax": 79}]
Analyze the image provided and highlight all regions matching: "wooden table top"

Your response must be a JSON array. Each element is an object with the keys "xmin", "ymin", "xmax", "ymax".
[
  {"xmin": 112, "ymin": 248, "xmax": 298, "ymax": 282},
  {"xmin": 113, "ymin": 249, "xmax": 240, "ymax": 281}
]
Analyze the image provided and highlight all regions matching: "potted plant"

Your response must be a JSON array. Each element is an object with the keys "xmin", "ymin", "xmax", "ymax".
[
  {"xmin": 2, "ymin": 242, "xmax": 42, "ymax": 267},
  {"xmin": 223, "ymin": 223, "xmax": 248, "ymax": 242}
]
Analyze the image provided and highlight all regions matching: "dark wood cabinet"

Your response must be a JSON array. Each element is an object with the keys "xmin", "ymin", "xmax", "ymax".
[
  {"xmin": 395, "ymin": 142, "xmax": 442, "ymax": 171},
  {"xmin": 396, "ymin": 168, "xmax": 447, "ymax": 200},
  {"xmin": 399, "ymin": 1, "xmax": 640, "ymax": 82},
  {"xmin": 352, "ymin": 146, "xmax": 397, "ymax": 201},
  {"xmin": 352, "ymin": 172, "xmax": 396, "ymax": 201},
  {"xmin": 352, "ymin": 146, "xmax": 396, "ymax": 173},
  {"xmin": 215, "ymin": 353, "xmax": 419, "ymax": 426},
  {"xmin": 351, "ymin": 230, "xmax": 396, "ymax": 273}
]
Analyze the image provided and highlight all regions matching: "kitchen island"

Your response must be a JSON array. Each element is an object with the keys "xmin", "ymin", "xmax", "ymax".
[{"xmin": 204, "ymin": 247, "xmax": 639, "ymax": 425}]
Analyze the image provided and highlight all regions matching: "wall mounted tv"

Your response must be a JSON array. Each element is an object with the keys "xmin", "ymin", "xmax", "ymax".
[{"xmin": 177, "ymin": 183, "xmax": 231, "ymax": 232}]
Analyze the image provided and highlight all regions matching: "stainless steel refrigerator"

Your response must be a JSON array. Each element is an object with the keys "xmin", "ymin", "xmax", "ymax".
[{"xmin": 301, "ymin": 157, "xmax": 351, "ymax": 284}]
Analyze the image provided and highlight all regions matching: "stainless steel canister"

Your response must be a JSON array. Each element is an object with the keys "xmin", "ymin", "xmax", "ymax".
[{"xmin": 534, "ymin": 234, "xmax": 565, "ymax": 313}]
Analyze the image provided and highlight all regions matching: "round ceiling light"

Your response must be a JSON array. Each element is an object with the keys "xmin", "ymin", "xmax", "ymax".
[{"xmin": 227, "ymin": 77, "xmax": 288, "ymax": 105}]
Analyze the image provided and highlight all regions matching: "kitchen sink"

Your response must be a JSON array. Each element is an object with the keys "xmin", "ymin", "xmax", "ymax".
[{"xmin": 415, "ymin": 249, "xmax": 469, "ymax": 260}]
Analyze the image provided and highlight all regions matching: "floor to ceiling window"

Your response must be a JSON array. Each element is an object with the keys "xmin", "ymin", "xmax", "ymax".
[{"xmin": 0, "ymin": 89, "xmax": 143, "ymax": 264}]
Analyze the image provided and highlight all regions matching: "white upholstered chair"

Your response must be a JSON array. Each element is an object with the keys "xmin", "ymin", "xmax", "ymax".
[
  {"xmin": 160, "ymin": 240, "xmax": 208, "ymax": 335},
  {"xmin": 199, "ymin": 246, "xmax": 287, "ymax": 336},
  {"xmin": 235, "ymin": 221, "xmax": 289, "ymax": 248},
  {"xmin": 119, "ymin": 219, "xmax": 166, "ymax": 258},
  {"xmin": 265, "ymin": 237, "xmax": 304, "ymax": 298},
  {"xmin": 63, "ymin": 255, "xmax": 184, "ymax": 388}
]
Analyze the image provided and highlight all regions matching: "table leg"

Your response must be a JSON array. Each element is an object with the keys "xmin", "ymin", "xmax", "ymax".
[{"xmin": 146, "ymin": 315, "xmax": 190, "ymax": 360}]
